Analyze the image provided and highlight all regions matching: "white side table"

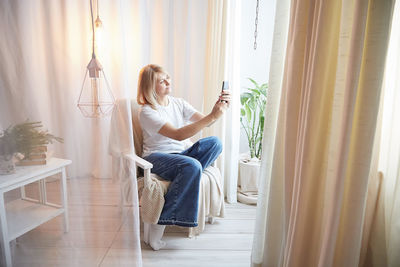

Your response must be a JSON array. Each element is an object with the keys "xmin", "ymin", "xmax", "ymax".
[{"xmin": 0, "ymin": 157, "xmax": 71, "ymax": 267}]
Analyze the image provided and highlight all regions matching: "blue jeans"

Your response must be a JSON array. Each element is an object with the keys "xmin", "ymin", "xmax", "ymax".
[{"xmin": 143, "ymin": 136, "xmax": 222, "ymax": 227}]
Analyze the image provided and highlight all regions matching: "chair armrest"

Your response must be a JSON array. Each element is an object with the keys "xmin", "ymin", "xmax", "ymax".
[
  {"xmin": 123, "ymin": 153, "xmax": 152, "ymax": 188},
  {"xmin": 123, "ymin": 154, "xmax": 153, "ymax": 169}
]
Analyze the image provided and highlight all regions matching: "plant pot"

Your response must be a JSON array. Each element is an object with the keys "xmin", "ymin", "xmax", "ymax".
[
  {"xmin": 238, "ymin": 159, "xmax": 260, "ymax": 193},
  {"xmin": 0, "ymin": 155, "xmax": 16, "ymax": 175},
  {"xmin": 237, "ymin": 159, "xmax": 260, "ymax": 205}
]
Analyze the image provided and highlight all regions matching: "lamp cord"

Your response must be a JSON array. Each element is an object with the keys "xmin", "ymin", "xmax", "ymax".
[
  {"xmin": 90, "ymin": 0, "xmax": 95, "ymax": 58},
  {"xmin": 254, "ymin": 0, "xmax": 260, "ymax": 50}
]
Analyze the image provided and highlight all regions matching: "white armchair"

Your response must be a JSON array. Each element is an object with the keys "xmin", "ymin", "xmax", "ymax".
[{"xmin": 109, "ymin": 99, "xmax": 225, "ymax": 237}]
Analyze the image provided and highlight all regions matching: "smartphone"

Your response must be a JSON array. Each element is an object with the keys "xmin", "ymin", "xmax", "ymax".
[{"xmin": 221, "ymin": 81, "xmax": 229, "ymax": 103}]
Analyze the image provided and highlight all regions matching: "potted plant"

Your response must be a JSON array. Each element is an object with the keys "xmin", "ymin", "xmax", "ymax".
[
  {"xmin": 0, "ymin": 121, "xmax": 63, "ymax": 174},
  {"xmin": 238, "ymin": 78, "xmax": 267, "ymax": 204},
  {"xmin": 0, "ymin": 127, "xmax": 18, "ymax": 175}
]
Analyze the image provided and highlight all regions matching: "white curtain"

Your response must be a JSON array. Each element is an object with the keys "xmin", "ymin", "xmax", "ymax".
[
  {"xmin": 0, "ymin": 0, "xmax": 210, "ymax": 179},
  {"xmin": 251, "ymin": 0, "xmax": 291, "ymax": 264},
  {"xmin": 362, "ymin": 1, "xmax": 400, "ymax": 266},
  {"xmin": 202, "ymin": 0, "xmax": 241, "ymax": 203},
  {"xmin": 379, "ymin": 1, "xmax": 400, "ymax": 262}
]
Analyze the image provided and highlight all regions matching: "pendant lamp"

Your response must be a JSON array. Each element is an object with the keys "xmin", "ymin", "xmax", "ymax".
[{"xmin": 78, "ymin": 0, "xmax": 115, "ymax": 118}]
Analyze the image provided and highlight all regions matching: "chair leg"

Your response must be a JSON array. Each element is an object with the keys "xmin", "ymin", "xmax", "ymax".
[
  {"xmin": 208, "ymin": 216, "xmax": 215, "ymax": 224},
  {"xmin": 143, "ymin": 222, "xmax": 150, "ymax": 244}
]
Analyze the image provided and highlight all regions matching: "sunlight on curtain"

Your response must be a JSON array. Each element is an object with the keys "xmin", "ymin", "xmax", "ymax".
[
  {"xmin": 0, "ymin": 0, "xmax": 208, "ymax": 179},
  {"xmin": 251, "ymin": 0, "xmax": 291, "ymax": 264},
  {"xmin": 251, "ymin": 0, "xmax": 395, "ymax": 266},
  {"xmin": 203, "ymin": 0, "xmax": 241, "ymax": 203},
  {"xmin": 220, "ymin": 0, "xmax": 241, "ymax": 203},
  {"xmin": 380, "ymin": 2, "xmax": 400, "ymax": 263},
  {"xmin": 0, "ymin": 1, "xmax": 209, "ymax": 265},
  {"xmin": 361, "ymin": 1, "xmax": 400, "ymax": 266}
]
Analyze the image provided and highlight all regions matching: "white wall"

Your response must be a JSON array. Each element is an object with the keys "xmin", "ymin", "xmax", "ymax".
[{"xmin": 239, "ymin": 0, "xmax": 277, "ymax": 154}]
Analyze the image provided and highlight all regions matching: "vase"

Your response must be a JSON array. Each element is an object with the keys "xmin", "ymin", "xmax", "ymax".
[
  {"xmin": 0, "ymin": 155, "xmax": 16, "ymax": 175},
  {"xmin": 237, "ymin": 158, "xmax": 260, "ymax": 205},
  {"xmin": 238, "ymin": 159, "xmax": 260, "ymax": 193}
]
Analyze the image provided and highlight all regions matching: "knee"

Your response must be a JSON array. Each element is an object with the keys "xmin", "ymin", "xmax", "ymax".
[
  {"xmin": 182, "ymin": 158, "xmax": 202, "ymax": 176},
  {"xmin": 208, "ymin": 136, "xmax": 222, "ymax": 154}
]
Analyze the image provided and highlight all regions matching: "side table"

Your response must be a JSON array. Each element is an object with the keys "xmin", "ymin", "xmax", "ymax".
[{"xmin": 0, "ymin": 157, "xmax": 71, "ymax": 267}]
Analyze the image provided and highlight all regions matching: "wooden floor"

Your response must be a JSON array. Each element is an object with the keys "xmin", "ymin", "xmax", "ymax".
[{"xmin": 2, "ymin": 176, "xmax": 256, "ymax": 267}]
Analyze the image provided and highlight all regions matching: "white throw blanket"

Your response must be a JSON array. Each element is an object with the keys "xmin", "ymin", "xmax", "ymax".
[{"xmin": 190, "ymin": 165, "xmax": 225, "ymax": 237}]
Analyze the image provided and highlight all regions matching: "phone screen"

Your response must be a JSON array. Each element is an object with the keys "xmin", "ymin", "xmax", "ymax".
[
  {"xmin": 221, "ymin": 81, "xmax": 229, "ymax": 92},
  {"xmin": 221, "ymin": 81, "xmax": 229, "ymax": 103}
]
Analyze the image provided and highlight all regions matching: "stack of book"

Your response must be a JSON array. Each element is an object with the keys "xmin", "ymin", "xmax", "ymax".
[{"xmin": 16, "ymin": 146, "xmax": 48, "ymax": 166}]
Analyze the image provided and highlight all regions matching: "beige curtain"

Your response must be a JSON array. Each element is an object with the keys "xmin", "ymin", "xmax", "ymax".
[{"xmin": 251, "ymin": 0, "xmax": 394, "ymax": 266}]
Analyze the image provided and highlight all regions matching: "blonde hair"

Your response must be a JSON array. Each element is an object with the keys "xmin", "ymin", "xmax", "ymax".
[{"xmin": 137, "ymin": 64, "xmax": 166, "ymax": 109}]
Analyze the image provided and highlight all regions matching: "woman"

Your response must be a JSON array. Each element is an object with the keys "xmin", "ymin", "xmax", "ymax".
[{"xmin": 137, "ymin": 64, "xmax": 230, "ymax": 250}]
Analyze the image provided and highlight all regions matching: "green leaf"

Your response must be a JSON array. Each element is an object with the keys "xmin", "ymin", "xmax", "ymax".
[
  {"xmin": 241, "ymin": 92, "xmax": 252, "ymax": 99},
  {"xmin": 245, "ymin": 105, "xmax": 251, "ymax": 122},
  {"xmin": 249, "ymin": 88, "xmax": 261, "ymax": 96},
  {"xmin": 255, "ymin": 136, "xmax": 262, "ymax": 145},
  {"xmin": 260, "ymin": 116, "xmax": 265, "ymax": 133},
  {"xmin": 240, "ymin": 78, "xmax": 268, "ymax": 157},
  {"xmin": 248, "ymin": 78, "xmax": 259, "ymax": 88},
  {"xmin": 248, "ymin": 98, "xmax": 256, "ymax": 110},
  {"xmin": 240, "ymin": 95, "xmax": 250, "ymax": 105},
  {"xmin": 260, "ymin": 87, "xmax": 267, "ymax": 97}
]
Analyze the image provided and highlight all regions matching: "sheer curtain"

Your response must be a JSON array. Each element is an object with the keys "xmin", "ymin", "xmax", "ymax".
[
  {"xmin": 0, "ymin": 0, "xmax": 209, "ymax": 179},
  {"xmin": 251, "ymin": 0, "xmax": 291, "ymax": 265},
  {"xmin": 202, "ymin": 0, "xmax": 241, "ymax": 203},
  {"xmin": 251, "ymin": 0, "xmax": 395, "ymax": 266},
  {"xmin": 378, "ymin": 2, "xmax": 400, "ymax": 263},
  {"xmin": 361, "ymin": 1, "xmax": 400, "ymax": 266},
  {"xmin": 0, "ymin": 1, "xmax": 233, "ymax": 265}
]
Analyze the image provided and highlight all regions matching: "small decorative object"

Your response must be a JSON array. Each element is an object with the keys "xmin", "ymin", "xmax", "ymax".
[
  {"xmin": 17, "ymin": 145, "xmax": 48, "ymax": 166},
  {"xmin": 238, "ymin": 78, "xmax": 267, "ymax": 204},
  {"xmin": 0, "ymin": 121, "xmax": 63, "ymax": 174},
  {"xmin": 0, "ymin": 155, "xmax": 16, "ymax": 175},
  {"xmin": 77, "ymin": 0, "xmax": 115, "ymax": 118},
  {"xmin": 0, "ymin": 125, "xmax": 18, "ymax": 175}
]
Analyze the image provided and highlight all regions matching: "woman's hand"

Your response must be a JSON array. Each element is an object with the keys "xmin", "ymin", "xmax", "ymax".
[
  {"xmin": 210, "ymin": 90, "xmax": 231, "ymax": 119},
  {"xmin": 158, "ymin": 90, "xmax": 232, "ymax": 140}
]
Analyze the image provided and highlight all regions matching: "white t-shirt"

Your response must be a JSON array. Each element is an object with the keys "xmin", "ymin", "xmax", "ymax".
[{"xmin": 139, "ymin": 96, "xmax": 197, "ymax": 157}]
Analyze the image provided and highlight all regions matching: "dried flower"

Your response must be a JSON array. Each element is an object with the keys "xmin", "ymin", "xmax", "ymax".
[{"xmin": 0, "ymin": 121, "xmax": 63, "ymax": 159}]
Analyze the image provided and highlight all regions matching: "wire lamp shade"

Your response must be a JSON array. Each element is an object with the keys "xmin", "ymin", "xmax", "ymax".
[{"xmin": 77, "ymin": 0, "xmax": 115, "ymax": 118}]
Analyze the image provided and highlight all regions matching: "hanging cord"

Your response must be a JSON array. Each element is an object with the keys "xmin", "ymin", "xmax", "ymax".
[
  {"xmin": 95, "ymin": 0, "xmax": 102, "ymax": 27},
  {"xmin": 90, "ymin": 0, "xmax": 96, "ymax": 58},
  {"xmin": 254, "ymin": 0, "xmax": 260, "ymax": 50}
]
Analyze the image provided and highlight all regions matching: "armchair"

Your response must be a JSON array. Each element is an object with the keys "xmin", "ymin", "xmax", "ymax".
[{"xmin": 109, "ymin": 99, "xmax": 225, "ymax": 237}]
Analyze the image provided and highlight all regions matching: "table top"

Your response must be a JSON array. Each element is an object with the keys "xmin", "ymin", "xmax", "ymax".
[{"xmin": 0, "ymin": 157, "xmax": 71, "ymax": 190}]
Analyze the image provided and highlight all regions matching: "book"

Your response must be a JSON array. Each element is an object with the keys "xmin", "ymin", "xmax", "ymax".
[{"xmin": 16, "ymin": 146, "xmax": 48, "ymax": 166}]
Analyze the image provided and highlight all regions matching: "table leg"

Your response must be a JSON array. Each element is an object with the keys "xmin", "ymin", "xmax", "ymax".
[
  {"xmin": 60, "ymin": 168, "xmax": 69, "ymax": 233},
  {"xmin": 0, "ymin": 193, "xmax": 12, "ymax": 267},
  {"xmin": 38, "ymin": 180, "xmax": 44, "ymax": 204},
  {"xmin": 20, "ymin": 186, "xmax": 26, "ymax": 200},
  {"xmin": 39, "ymin": 179, "xmax": 47, "ymax": 204}
]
